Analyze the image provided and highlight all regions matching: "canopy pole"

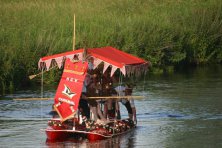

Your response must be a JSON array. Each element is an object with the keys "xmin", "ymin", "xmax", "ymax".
[
  {"xmin": 41, "ymin": 68, "xmax": 44, "ymax": 98},
  {"xmin": 73, "ymin": 14, "xmax": 76, "ymax": 51},
  {"xmin": 142, "ymin": 67, "xmax": 148, "ymax": 97},
  {"xmin": 83, "ymin": 48, "xmax": 87, "ymax": 62},
  {"xmin": 41, "ymin": 68, "xmax": 44, "ymax": 120}
]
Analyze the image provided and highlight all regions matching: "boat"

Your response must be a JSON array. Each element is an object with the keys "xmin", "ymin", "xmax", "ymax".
[{"xmin": 38, "ymin": 46, "xmax": 150, "ymax": 141}]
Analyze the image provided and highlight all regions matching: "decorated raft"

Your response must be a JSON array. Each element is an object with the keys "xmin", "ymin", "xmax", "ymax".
[{"xmin": 38, "ymin": 46, "xmax": 150, "ymax": 141}]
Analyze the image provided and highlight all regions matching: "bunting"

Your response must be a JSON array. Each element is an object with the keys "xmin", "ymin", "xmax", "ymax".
[
  {"xmin": 93, "ymin": 58, "xmax": 102, "ymax": 70},
  {"xmin": 38, "ymin": 47, "xmax": 150, "ymax": 77},
  {"xmin": 45, "ymin": 59, "xmax": 52, "ymax": 71},
  {"xmin": 120, "ymin": 66, "xmax": 126, "ymax": 76},
  {"xmin": 103, "ymin": 62, "xmax": 110, "ymax": 73},
  {"xmin": 110, "ymin": 65, "xmax": 118, "ymax": 77},
  {"xmin": 55, "ymin": 57, "xmax": 64, "ymax": 69}
]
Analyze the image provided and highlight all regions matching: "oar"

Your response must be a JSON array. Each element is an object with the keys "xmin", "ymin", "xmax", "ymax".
[
  {"xmin": 13, "ymin": 96, "xmax": 145, "ymax": 101},
  {"xmin": 29, "ymin": 66, "xmax": 58, "ymax": 80},
  {"xmin": 13, "ymin": 98, "xmax": 53, "ymax": 101},
  {"xmin": 87, "ymin": 96, "xmax": 145, "ymax": 99},
  {"xmin": 29, "ymin": 73, "xmax": 42, "ymax": 80}
]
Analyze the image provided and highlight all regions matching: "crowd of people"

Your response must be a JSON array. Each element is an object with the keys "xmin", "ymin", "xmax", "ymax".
[
  {"xmin": 50, "ymin": 58, "xmax": 137, "ymax": 125},
  {"xmin": 78, "ymin": 63, "xmax": 137, "ymax": 125}
]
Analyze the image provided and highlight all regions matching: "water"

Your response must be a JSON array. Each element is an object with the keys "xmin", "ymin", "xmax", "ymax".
[{"xmin": 0, "ymin": 66, "xmax": 222, "ymax": 148}]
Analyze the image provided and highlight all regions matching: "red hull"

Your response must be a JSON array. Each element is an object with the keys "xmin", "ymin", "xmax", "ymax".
[
  {"xmin": 45, "ymin": 118, "xmax": 135, "ymax": 141},
  {"xmin": 87, "ymin": 133, "xmax": 107, "ymax": 141},
  {"xmin": 46, "ymin": 130, "xmax": 71, "ymax": 140},
  {"xmin": 45, "ymin": 129, "xmax": 109, "ymax": 141}
]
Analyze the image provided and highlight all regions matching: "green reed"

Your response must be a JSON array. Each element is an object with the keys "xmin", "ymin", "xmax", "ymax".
[{"xmin": 0, "ymin": 0, "xmax": 222, "ymax": 94}]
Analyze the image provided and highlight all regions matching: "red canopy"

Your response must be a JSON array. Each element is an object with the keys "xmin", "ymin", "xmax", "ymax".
[
  {"xmin": 38, "ymin": 46, "xmax": 150, "ymax": 76},
  {"xmin": 88, "ymin": 47, "xmax": 146, "ymax": 67}
]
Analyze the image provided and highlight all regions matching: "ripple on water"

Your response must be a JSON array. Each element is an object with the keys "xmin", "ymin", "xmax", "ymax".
[{"xmin": 0, "ymin": 66, "xmax": 222, "ymax": 147}]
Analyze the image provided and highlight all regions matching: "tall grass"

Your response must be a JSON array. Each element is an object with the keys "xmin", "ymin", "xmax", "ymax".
[{"xmin": 0, "ymin": 0, "xmax": 222, "ymax": 94}]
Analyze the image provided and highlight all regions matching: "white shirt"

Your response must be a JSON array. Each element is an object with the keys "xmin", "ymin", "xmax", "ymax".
[
  {"xmin": 115, "ymin": 85, "xmax": 135, "ymax": 107},
  {"xmin": 115, "ymin": 86, "xmax": 126, "ymax": 96},
  {"xmin": 82, "ymin": 74, "xmax": 91, "ymax": 93}
]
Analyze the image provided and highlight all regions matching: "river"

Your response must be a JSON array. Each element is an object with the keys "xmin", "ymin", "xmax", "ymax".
[{"xmin": 0, "ymin": 66, "xmax": 222, "ymax": 148}]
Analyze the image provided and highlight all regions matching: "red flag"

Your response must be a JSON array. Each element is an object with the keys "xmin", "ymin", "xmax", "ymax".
[{"xmin": 54, "ymin": 59, "xmax": 88, "ymax": 122}]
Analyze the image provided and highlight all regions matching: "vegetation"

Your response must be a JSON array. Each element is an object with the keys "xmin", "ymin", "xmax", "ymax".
[{"xmin": 0, "ymin": 0, "xmax": 222, "ymax": 94}]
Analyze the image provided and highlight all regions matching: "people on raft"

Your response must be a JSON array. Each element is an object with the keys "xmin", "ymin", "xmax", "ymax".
[
  {"xmin": 78, "ymin": 58, "xmax": 101, "ymax": 121},
  {"xmin": 86, "ymin": 71, "xmax": 108, "ymax": 124},
  {"xmin": 77, "ymin": 59, "xmax": 136, "ymax": 125},
  {"xmin": 124, "ymin": 86, "xmax": 137, "ymax": 123},
  {"xmin": 115, "ymin": 84, "xmax": 137, "ymax": 123},
  {"xmin": 106, "ymin": 89, "xmax": 121, "ymax": 120},
  {"xmin": 78, "ymin": 73, "xmax": 91, "ymax": 119},
  {"xmin": 78, "ymin": 58, "xmax": 108, "ymax": 124},
  {"xmin": 101, "ymin": 69, "xmax": 118, "ymax": 119}
]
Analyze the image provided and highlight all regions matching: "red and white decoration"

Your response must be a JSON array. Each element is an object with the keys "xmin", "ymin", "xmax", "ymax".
[
  {"xmin": 54, "ymin": 59, "xmax": 88, "ymax": 121},
  {"xmin": 38, "ymin": 46, "xmax": 150, "ymax": 77}
]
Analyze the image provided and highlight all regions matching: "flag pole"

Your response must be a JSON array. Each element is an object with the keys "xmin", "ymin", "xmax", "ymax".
[{"xmin": 73, "ymin": 14, "xmax": 76, "ymax": 51}]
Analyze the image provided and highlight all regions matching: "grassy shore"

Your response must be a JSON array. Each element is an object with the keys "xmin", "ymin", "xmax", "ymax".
[{"xmin": 0, "ymin": 0, "xmax": 222, "ymax": 94}]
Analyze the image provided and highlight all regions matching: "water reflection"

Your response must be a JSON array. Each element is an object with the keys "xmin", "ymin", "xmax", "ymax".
[{"xmin": 45, "ymin": 130, "xmax": 136, "ymax": 148}]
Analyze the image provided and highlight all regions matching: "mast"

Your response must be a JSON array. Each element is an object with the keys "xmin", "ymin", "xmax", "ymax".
[{"xmin": 73, "ymin": 14, "xmax": 76, "ymax": 51}]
